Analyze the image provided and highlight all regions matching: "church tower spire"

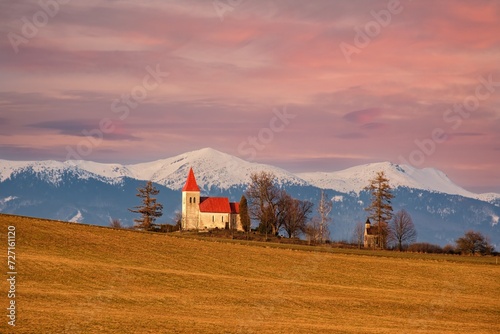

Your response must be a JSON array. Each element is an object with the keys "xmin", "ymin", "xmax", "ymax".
[
  {"xmin": 181, "ymin": 167, "xmax": 200, "ymax": 230},
  {"xmin": 182, "ymin": 167, "xmax": 200, "ymax": 191}
]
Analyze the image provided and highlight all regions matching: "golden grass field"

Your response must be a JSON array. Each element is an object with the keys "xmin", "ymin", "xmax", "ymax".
[{"xmin": 0, "ymin": 214, "xmax": 499, "ymax": 334}]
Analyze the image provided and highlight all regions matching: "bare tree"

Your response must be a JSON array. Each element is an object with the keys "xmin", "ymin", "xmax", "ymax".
[
  {"xmin": 365, "ymin": 171, "xmax": 394, "ymax": 249},
  {"xmin": 319, "ymin": 218, "xmax": 330, "ymax": 243},
  {"xmin": 129, "ymin": 181, "xmax": 163, "ymax": 230},
  {"xmin": 279, "ymin": 193, "xmax": 313, "ymax": 238},
  {"xmin": 246, "ymin": 172, "xmax": 281, "ymax": 239},
  {"xmin": 456, "ymin": 230, "xmax": 494, "ymax": 255},
  {"xmin": 388, "ymin": 209, "xmax": 417, "ymax": 251},
  {"xmin": 352, "ymin": 221, "xmax": 365, "ymax": 249},
  {"xmin": 173, "ymin": 211, "xmax": 182, "ymax": 231},
  {"xmin": 317, "ymin": 190, "xmax": 333, "ymax": 243},
  {"xmin": 304, "ymin": 217, "xmax": 321, "ymax": 245},
  {"xmin": 110, "ymin": 218, "xmax": 123, "ymax": 229},
  {"xmin": 304, "ymin": 216, "xmax": 330, "ymax": 244}
]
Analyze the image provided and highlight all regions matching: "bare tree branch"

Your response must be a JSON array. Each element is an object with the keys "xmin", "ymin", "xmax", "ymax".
[{"xmin": 388, "ymin": 209, "xmax": 417, "ymax": 251}]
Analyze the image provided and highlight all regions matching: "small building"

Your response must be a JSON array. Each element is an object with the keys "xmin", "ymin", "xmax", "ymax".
[
  {"xmin": 181, "ymin": 167, "xmax": 242, "ymax": 231},
  {"xmin": 364, "ymin": 218, "xmax": 387, "ymax": 248}
]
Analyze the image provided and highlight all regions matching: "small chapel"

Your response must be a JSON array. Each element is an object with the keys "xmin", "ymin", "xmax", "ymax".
[
  {"xmin": 181, "ymin": 168, "xmax": 242, "ymax": 231},
  {"xmin": 363, "ymin": 218, "xmax": 387, "ymax": 248}
]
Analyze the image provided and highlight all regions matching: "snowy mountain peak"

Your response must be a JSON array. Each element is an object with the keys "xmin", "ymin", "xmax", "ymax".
[
  {"xmin": 297, "ymin": 161, "xmax": 485, "ymax": 200},
  {"xmin": 0, "ymin": 149, "xmax": 498, "ymax": 202},
  {"xmin": 0, "ymin": 159, "xmax": 76, "ymax": 184},
  {"xmin": 126, "ymin": 147, "xmax": 308, "ymax": 190}
]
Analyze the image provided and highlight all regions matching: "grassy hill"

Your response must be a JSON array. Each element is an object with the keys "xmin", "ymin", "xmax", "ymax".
[{"xmin": 0, "ymin": 214, "xmax": 499, "ymax": 333}]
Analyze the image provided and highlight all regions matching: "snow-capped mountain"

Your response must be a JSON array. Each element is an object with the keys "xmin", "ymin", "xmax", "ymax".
[
  {"xmin": 2, "ymin": 148, "xmax": 496, "ymax": 201},
  {"xmin": 298, "ymin": 162, "xmax": 498, "ymax": 203},
  {"xmin": 124, "ymin": 147, "xmax": 308, "ymax": 190},
  {"xmin": 0, "ymin": 148, "xmax": 307, "ymax": 191},
  {"xmin": 0, "ymin": 147, "xmax": 499, "ymax": 246}
]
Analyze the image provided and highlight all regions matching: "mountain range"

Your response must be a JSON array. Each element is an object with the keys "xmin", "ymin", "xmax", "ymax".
[{"xmin": 1, "ymin": 147, "xmax": 499, "ymax": 247}]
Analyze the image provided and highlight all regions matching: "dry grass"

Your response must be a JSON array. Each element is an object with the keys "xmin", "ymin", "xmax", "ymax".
[{"xmin": 0, "ymin": 214, "xmax": 499, "ymax": 334}]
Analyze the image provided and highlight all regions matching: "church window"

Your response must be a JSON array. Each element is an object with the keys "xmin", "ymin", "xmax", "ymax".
[
  {"xmin": 193, "ymin": 197, "xmax": 196, "ymax": 204},
  {"xmin": 189, "ymin": 197, "xmax": 192, "ymax": 204}
]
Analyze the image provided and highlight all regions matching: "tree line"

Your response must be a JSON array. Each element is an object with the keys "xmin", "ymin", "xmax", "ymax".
[
  {"xmin": 244, "ymin": 171, "xmax": 331, "ymax": 243},
  {"xmin": 122, "ymin": 172, "xmax": 331, "ymax": 243},
  {"xmin": 352, "ymin": 171, "xmax": 495, "ymax": 254},
  {"xmin": 123, "ymin": 171, "xmax": 495, "ymax": 255}
]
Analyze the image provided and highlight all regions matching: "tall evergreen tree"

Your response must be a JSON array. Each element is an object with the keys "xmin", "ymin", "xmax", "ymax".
[
  {"xmin": 364, "ymin": 171, "xmax": 394, "ymax": 249},
  {"xmin": 129, "ymin": 181, "xmax": 163, "ymax": 230},
  {"xmin": 239, "ymin": 195, "xmax": 251, "ymax": 233}
]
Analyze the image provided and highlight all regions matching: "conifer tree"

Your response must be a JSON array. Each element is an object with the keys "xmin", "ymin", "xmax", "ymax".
[
  {"xmin": 239, "ymin": 195, "xmax": 251, "ymax": 233},
  {"xmin": 129, "ymin": 181, "xmax": 163, "ymax": 230},
  {"xmin": 364, "ymin": 171, "xmax": 393, "ymax": 249}
]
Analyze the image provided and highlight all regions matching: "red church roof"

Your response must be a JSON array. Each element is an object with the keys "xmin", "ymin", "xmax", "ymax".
[
  {"xmin": 183, "ymin": 167, "xmax": 239, "ymax": 215},
  {"xmin": 182, "ymin": 167, "xmax": 200, "ymax": 192},
  {"xmin": 230, "ymin": 202, "xmax": 239, "ymax": 214},
  {"xmin": 199, "ymin": 197, "xmax": 231, "ymax": 213}
]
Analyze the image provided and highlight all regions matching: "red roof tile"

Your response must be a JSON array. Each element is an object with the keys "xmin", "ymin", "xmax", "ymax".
[
  {"xmin": 199, "ymin": 197, "xmax": 231, "ymax": 213},
  {"xmin": 182, "ymin": 167, "xmax": 200, "ymax": 192},
  {"xmin": 230, "ymin": 202, "xmax": 239, "ymax": 214}
]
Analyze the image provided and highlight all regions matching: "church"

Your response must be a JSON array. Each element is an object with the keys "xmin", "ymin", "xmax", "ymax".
[
  {"xmin": 181, "ymin": 168, "xmax": 242, "ymax": 231},
  {"xmin": 364, "ymin": 218, "xmax": 387, "ymax": 248}
]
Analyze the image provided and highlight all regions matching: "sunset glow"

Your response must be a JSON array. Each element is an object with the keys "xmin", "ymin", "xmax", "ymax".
[{"xmin": 1, "ymin": 0, "xmax": 499, "ymax": 193}]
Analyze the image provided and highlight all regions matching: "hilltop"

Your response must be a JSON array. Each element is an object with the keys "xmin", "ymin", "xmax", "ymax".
[{"xmin": 0, "ymin": 214, "xmax": 499, "ymax": 333}]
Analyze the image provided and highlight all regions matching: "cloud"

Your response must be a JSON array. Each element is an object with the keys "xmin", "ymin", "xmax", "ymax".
[
  {"xmin": 360, "ymin": 122, "xmax": 386, "ymax": 131},
  {"xmin": 343, "ymin": 109, "xmax": 383, "ymax": 124},
  {"xmin": 336, "ymin": 132, "xmax": 366, "ymax": 140},
  {"xmin": 29, "ymin": 120, "xmax": 141, "ymax": 141},
  {"xmin": 451, "ymin": 132, "xmax": 485, "ymax": 137},
  {"xmin": 0, "ymin": 0, "xmax": 499, "ymax": 191},
  {"xmin": 0, "ymin": 145, "xmax": 65, "ymax": 161}
]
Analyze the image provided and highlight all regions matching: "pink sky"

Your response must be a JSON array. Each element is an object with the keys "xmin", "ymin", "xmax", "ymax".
[{"xmin": 0, "ymin": 0, "xmax": 499, "ymax": 193}]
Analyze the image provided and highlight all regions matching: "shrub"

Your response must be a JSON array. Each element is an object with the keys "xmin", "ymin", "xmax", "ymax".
[
  {"xmin": 442, "ymin": 244, "xmax": 456, "ymax": 254},
  {"xmin": 455, "ymin": 230, "xmax": 494, "ymax": 256},
  {"xmin": 407, "ymin": 242, "xmax": 443, "ymax": 253},
  {"xmin": 109, "ymin": 219, "xmax": 123, "ymax": 229}
]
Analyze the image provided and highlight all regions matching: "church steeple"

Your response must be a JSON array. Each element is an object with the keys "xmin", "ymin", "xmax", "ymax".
[
  {"xmin": 182, "ymin": 167, "xmax": 200, "ymax": 192},
  {"xmin": 181, "ymin": 167, "xmax": 201, "ymax": 230}
]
